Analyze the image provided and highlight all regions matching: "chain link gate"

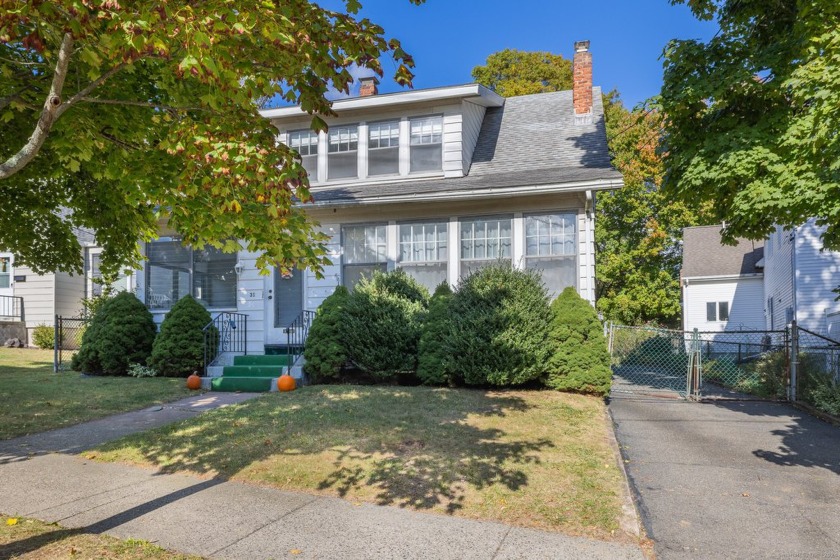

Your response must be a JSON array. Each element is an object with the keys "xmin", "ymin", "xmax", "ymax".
[
  {"xmin": 53, "ymin": 315, "xmax": 89, "ymax": 372},
  {"xmin": 792, "ymin": 325, "xmax": 840, "ymax": 412},
  {"xmin": 609, "ymin": 324, "xmax": 790, "ymax": 400}
]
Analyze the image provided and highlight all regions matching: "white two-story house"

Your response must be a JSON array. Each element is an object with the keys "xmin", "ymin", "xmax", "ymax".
[{"xmin": 135, "ymin": 42, "xmax": 623, "ymax": 374}]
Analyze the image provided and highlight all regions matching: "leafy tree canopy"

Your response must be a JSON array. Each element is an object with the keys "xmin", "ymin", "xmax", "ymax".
[
  {"xmin": 659, "ymin": 0, "xmax": 840, "ymax": 248},
  {"xmin": 0, "ymin": 0, "xmax": 421, "ymax": 278},
  {"xmin": 471, "ymin": 49, "xmax": 572, "ymax": 96}
]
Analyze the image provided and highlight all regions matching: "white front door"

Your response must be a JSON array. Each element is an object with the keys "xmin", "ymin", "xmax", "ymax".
[
  {"xmin": 0, "ymin": 253, "xmax": 13, "ymax": 298},
  {"xmin": 265, "ymin": 267, "xmax": 305, "ymax": 344}
]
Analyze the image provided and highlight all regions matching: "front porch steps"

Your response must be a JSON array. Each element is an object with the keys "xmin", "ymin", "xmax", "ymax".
[{"xmin": 205, "ymin": 353, "xmax": 304, "ymax": 392}]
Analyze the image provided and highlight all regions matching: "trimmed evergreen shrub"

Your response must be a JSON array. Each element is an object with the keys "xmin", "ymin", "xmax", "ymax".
[
  {"xmin": 32, "ymin": 325, "xmax": 55, "ymax": 349},
  {"xmin": 446, "ymin": 264, "xmax": 551, "ymax": 386},
  {"xmin": 71, "ymin": 292, "xmax": 157, "ymax": 376},
  {"xmin": 545, "ymin": 286, "xmax": 612, "ymax": 395},
  {"xmin": 304, "ymin": 286, "xmax": 350, "ymax": 382},
  {"xmin": 417, "ymin": 282, "xmax": 455, "ymax": 385},
  {"xmin": 341, "ymin": 269, "xmax": 429, "ymax": 381},
  {"xmin": 149, "ymin": 295, "xmax": 214, "ymax": 377}
]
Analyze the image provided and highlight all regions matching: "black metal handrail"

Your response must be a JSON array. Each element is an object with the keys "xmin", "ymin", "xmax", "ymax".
[
  {"xmin": 286, "ymin": 310, "xmax": 315, "ymax": 377},
  {"xmin": 203, "ymin": 312, "xmax": 247, "ymax": 375},
  {"xmin": 0, "ymin": 295, "xmax": 24, "ymax": 321}
]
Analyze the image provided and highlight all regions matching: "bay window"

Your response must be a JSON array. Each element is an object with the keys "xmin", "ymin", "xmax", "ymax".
[
  {"xmin": 146, "ymin": 239, "xmax": 237, "ymax": 310},
  {"xmin": 288, "ymin": 129, "xmax": 319, "ymax": 180},
  {"xmin": 410, "ymin": 116, "xmax": 443, "ymax": 173},
  {"xmin": 368, "ymin": 121, "xmax": 400, "ymax": 176},
  {"xmin": 342, "ymin": 224, "xmax": 387, "ymax": 289},
  {"xmin": 398, "ymin": 222, "xmax": 448, "ymax": 292},
  {"xmin": 524, "ymin": 213, "xmax": 577, "ymax": 298},
  {"xmin": 328, "ymin": 124, "xmax": 359, "ymax": 180},
  {"xmin": 460, "ymin": 216, "xmax": 512, "ymax": 277}
]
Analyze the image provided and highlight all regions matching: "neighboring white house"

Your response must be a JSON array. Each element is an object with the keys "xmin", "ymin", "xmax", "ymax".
[
  {"xmin": 763, "ymin": 219, "xmax": 840, "ymax": 335},
  {"xmin": 135, "ymin": 41, "xmax": 623, "ymax": 358},
  {"xmin": 681, "ymin": 225, "xmax": 765, "ymax": 333}
]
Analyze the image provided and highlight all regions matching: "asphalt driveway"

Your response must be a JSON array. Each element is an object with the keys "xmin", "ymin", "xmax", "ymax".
[{"xmin": 610, "ymin": 396, "xmax": 840, "ymax": 559}]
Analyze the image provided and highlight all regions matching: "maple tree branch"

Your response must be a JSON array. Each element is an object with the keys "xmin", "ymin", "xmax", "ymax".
[
  {"xmin": 0, "ymin": 33, "xmax": 74, "ymax": 180},
  {"xmin": 80, "ymin": 97, "xmax": 203, "ymax": 112}
]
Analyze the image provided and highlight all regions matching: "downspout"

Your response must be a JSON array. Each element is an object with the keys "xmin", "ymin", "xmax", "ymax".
[
  {"xmin": 790, "ymin": 227, "xmax": 798, "ymax": 325},
  {"xmin": 585, "ymin": 190, "xmax": 594, "ymax": 305}
]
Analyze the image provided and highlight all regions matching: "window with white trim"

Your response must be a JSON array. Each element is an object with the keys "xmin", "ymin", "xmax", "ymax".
[
  {"xmin": 398, "ymin": 222, "xmax": 448, "ymax": 292},
  {"xmin": 409, "ymin": 116, "xmax": 442, "ymax": 173},
  {"xmin": 288, "ymin": 129, "xmax": 319, "ymax": 181},
  {"xmin": 342, "ymin": 224, "xmax": 387, "ymax": 289},
  {"xmin": 146, "ymin": 239, "xmax": 237, "ymax": 310},
  {"xmin": 524, "ymin": 213, "xmax": 577, "ymax": 298},
  {"xmin": 460, "ymin": 216, "xmax": 512, "ymax": 277},
  {"xmin": 368, "ymin": 121, "xmax": 400, "ymax": 176},
  {"xmin": 328, "ymin": 125, "xmax": 359, "ymax": 180},
  {"xmin": 706, "ymin": 301, "xmax": 730, "ymax": 322}
]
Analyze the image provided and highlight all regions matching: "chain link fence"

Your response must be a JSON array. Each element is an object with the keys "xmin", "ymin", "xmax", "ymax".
[
  {"xmin": 53, "ymin": 315, "xmax": 88, "ymax": 372},
  {"xmin": 696, "ymin": 330, "xmax": 789, "ymax": 399},
  {"xmin": 794, "ymin": 326, "xmax": 840, "ymax": 415},
  {"xmin": 609, "ymin": 325, "xmax": 693, "ymax": 397}
]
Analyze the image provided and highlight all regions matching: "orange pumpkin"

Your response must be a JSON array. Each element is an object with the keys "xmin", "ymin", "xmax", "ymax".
[
  {"xmin": 186, "ymin": 374, "xmax": 202, "ymax": 390},
  {"xmin": 277, "ymin": 374, "xmax": 296, "ymax": 392}
]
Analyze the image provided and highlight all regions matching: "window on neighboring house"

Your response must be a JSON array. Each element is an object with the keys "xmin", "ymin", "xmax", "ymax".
[
  {"xmin": 398, "ymin": 222, "xmax": 448, "ymax": 292},
  {"xmin": 524, "ymin": 213, "xmax": 577, "ymax": 298},
  {"xmin": 328, "ymin": 125, "xmax": 359, "ymax": 180},
  {"xmin": 460, "ymin": 216, "xmax": 512, "ymax": 277},
  {"xmin": 146, "ymin": 239, "xmax": 237, "ymax": 310},
  {"xmin": 0, "ymin": 256, "xmax": 10, "ymax": 289},
  {"xmin": 410, "ymin": 116, "xmax": 443, "ymax": 173},
  {"xmin": 86, "ymin": 250, "xmax": 132, "ymax": 299},
  {"xmin": 288, "ymin": 129, "xmax": 319, "ymax": 181},
  {"xmin": 368, "ymin": 121, "xmax": 400, "ymax": 176},
  {"xmin": 342, "ymin": 224, "xmax": 387, "ymax": 289},
  {"xmin": 706, "ymin": 301, "xmax": 730, "ymax": 322}
]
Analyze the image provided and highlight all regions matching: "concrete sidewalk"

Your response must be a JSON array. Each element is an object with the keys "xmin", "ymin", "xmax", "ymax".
[
  {"xmin": 0, "ymin": 454, "xmax": 644, "ymax": 560},
  {"xmin": 610, "ymin": 396, "xmax": 840, "ymax": 559}
]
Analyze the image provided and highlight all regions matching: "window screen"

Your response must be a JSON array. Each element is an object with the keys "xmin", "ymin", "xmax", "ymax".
[
  {"xmin": 342, "ymin": 224, "xmax": 387, "ymax": 290},
  {"xmin": 368, "ymin": 121, "xmax": 400, "ymax": 176},
  {"xmin": 193, "ymin": 246, "xmax": 237, "ymax": 308},
  {"xmin": 409, "ymin": 116, "xmax": 442, "ymax": 173},
  {"xmin": 146, "ymin": 240, "xmax": 237, "ymax": 310},
  {"xmin": 718, "ymin": 302, "xmax": 730, "ymax": 322},
  {"xmin": 288, "ymin": 129, "xmax": 319, "ymax": 180},
  {"xmin": 524, "ymin": 213, "xmax": 577, "ymax": 298},
  {"xmin": 398, "ymin": 222, "xmax": 448, "ymax": 292},
  {"xmin": 706, "ymin": 302, "xmax": 717, "ymax": 322},
  {"xmin": 328, "ymin": 125, "xmax": 359, "ymax": 180}
]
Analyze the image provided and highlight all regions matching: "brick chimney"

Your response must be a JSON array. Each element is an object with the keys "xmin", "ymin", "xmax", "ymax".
[
  {"xmin": 573, "ymin": 40, "xmax": 593, "ymax": 120},
  {"xmin": 359, "ymin": 76, "xmax": 379, "ymax": 97}
]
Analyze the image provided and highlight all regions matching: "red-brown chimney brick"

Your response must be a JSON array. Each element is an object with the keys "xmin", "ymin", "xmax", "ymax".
[
  {"xmin": 359, "ymin": 76, "xmax": 379, "ymax": 97},
  {"xmin": 573, "ymin": 40, "xmax": 592, "ymax": 116}
]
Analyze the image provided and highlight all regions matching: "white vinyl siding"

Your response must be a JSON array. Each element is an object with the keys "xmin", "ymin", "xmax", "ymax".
[
  {"xmin": 409, "ymin": 116, "xmax": 443, "ymax": 173},
  {"xmin": 763, "ymin": 225, "xmax": 795, "ymax": 331},
  {"xmin": 398, "ymin": 222, "xmax": 448, "ymax": 292},
  {"xmin": 683, "ymin": 277, "xmax": 764, "ymax": 333},
  {"xmin": 461, "ymin": 101, "xmax": 486, "ymax": 174},
  {"xmin": 328, "ymin": 125, "xmax": 359, "ymax": 180}
]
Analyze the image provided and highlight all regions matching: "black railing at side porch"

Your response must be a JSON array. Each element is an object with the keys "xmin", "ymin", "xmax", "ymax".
[
  {"xmin": 286, "ymin": 310, "xmax": 315, "ymax": 378},
  {"xmin": 203, "ymin": 312, "xmax": 247, "ymax": 375},
  {"xmin": 0, "ymin": 295, "xmax": 24, "ymax": 321}
]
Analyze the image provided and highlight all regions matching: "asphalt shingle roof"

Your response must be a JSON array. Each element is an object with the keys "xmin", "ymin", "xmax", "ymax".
[
  {"xmin": 682, "ymin": 225, "xmax": 764, "ymax": 278},
  {"xmin": 311, "ymin": 87, "xmax": 621, "ymax": 204}
]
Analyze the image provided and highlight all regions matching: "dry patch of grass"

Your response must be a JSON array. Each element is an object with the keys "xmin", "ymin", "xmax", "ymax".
[
  {"xmin": 0, "ymin": 349, "xmax": 195, "ymax": 440},
  {"xmin": 0, "ymin": 515, "xmax": 201, "ymax": 559},
  {"xmin": 92, "ymin": 385, "xmax": 627, "ymax": 541}
]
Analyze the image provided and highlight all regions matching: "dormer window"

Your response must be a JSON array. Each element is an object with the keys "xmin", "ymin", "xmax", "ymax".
[
  {"xmin": 410, "ymin": 116, "xmax": 443, "ymax": 173},
  {"xmin": 288, "ymin": 129, "xmax": 319, "ymax": 180},
  {"xmin": 328, "ymin": 125, "xmax": 359, "ymax": 180},
  {"xmin": 368, "ymin": 121, "xmax": 400, "ymax": 176}
]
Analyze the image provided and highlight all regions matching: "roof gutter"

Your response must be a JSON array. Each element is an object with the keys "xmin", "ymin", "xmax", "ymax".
[
  {"xmin": 682, "ymin": 272, "xmax": 764, "ymax": 285},
  {"xmin": 302, "ymin": 178, "xmax": 624, "ymax": 208}
]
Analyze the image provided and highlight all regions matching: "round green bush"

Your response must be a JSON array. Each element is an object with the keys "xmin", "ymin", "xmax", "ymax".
[
  {"xmin": 545, "ymin": 286, "xmax": 612, "ymax": 395},
  {"xmin": 71, "ymin": 292, "xmax": 157, "ymax": 376},
  {"xmin": 32, "ymin": 325, "xmax": 55, "ymax": 349},
  {"xmin": 304, "ymin": 286, "xmax": 351, "ymax": 383},
  {"xmin": 446, "ymin": 264, "xmax": 551, "ymax": 386},
  {"xmin": 341, "ymin": 269, "xmax": 429, "ymax": 381},
  {"xmin": 417, "ymin": 282, "xmax": 455, "ymax": 385},
  {"xmin": 149, "ymin": 295, "xmax": 214, "ymax": 377}
]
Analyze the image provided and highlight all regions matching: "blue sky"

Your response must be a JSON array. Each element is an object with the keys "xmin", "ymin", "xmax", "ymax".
[{"xmin": 330, "ymin": 0, "xmax": 718, "ymax": 108}]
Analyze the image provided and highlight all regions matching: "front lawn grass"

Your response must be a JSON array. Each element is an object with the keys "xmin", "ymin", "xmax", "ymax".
[
  {"xmin": 0, "ymin": 349, "xmax": 195, "ymax": 440},
  {"xmin": 91, "ymin": 385, "xmax": 628, "ymax": 541},
  {"xmin": 0, "ymin": 515, "xmax": 201, "ymax": 559}
]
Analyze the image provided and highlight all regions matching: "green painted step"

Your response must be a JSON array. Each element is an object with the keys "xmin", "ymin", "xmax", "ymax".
[
  {"xmin": 222, "ymin": 365, "xmax": 286, "ymax": 377},
  {"xmin": 234, "ymin": 354, "xmax": 293, "ymax": 367},
  {"xmin": 210, "ymin": 377, "xmax": 273, "ymax": 392}
]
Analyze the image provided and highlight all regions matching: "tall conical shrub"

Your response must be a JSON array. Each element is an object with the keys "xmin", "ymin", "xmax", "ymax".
[
  {"xmin": 417, "ymin": 282, "xmax": 454, "ymax": 385},
  {"xmin": 149, "ymin": 295, "xmax": 214, "ymax": 377},
  {"xmin": 546, "ymin": 286, "xmax": 612, "ymax": 395},
  {"xmin": 71, "ymin": 292, "xmax": 157, "ymax": 375},
  {"xmin": 304, "ymin": 286, "xmax": 350, "ymax": 382}
]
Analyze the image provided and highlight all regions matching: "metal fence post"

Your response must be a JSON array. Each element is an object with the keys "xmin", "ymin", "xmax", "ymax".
[
  {"xmin": 53, "ymin": 314, "xmax": 59, "ymax": 373},
  {"xmin": 789, "ymin": 320, "xmax": 798, "ymax": 402}
]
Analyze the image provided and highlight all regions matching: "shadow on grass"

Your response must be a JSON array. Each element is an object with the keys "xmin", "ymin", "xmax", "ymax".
[{"xmin": 97, "ymin": 386, "xmax": 555, "ymax": 514}]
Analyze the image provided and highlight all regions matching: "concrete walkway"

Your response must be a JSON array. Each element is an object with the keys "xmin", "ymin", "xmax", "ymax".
[
  {"xmin": 610, "ymin": 396, "xmax": 840, "ymax": 560},
  {"xmin": 0, "ymin": 394, "xmax": 645, "ymax": 560}
]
